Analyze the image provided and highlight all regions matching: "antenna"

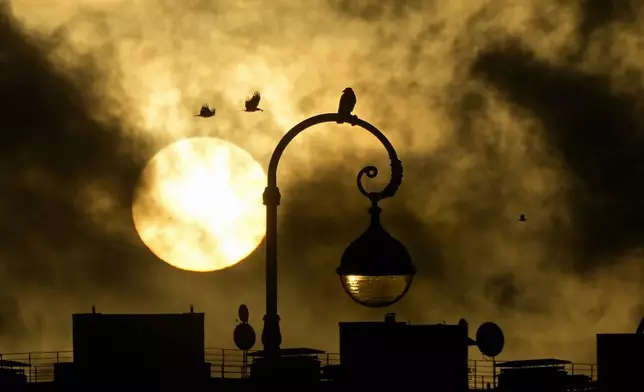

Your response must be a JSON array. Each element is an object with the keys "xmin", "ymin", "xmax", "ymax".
[{"xmin": 476, "ymin": 321, "xmax": 505, "ymax": 389}]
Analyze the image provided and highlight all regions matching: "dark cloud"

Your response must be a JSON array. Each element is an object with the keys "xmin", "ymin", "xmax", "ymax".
[
  {"xmin": 0, "ymin": 7, "xmax": 186, "ymax": 349},
  {"xmin": 0, "ymin": 10, "xmax": 140, "ymax": 271},
  {"xmin": 471, "ymin": 39, "xmax": 644, "ymax": 270},
  {"xmin": 484, "ymin": 273, "xmax": 519, "ymax": 309},
  {"xmin": 577, "ymin": 0, "xmax": 638, "ymax": 55}
]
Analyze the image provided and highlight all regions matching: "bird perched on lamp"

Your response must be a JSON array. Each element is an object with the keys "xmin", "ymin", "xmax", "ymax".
[
  {"xmin": 195, "ymin": 104, "xmax": 215, "ymax": 118},
  {"xmin": 337, "ymin": 87, "xmax": 356, "ymax": 124},
  {"xmin": 242, "ymin": 91, "xmax": 263, "ymax": 112}
]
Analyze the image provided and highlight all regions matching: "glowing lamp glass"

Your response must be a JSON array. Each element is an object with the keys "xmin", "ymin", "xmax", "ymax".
[
  {"xmin": 337, "ymin": 206, "xmax": 415, "ymax": 308},
  {"xmin": 340, "ymin": 274, "xmax": 413, "ymax": 308}
]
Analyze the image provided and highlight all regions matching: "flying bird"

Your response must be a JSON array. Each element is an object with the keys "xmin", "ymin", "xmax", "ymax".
[
  {"xmin": 337, "ymin": 87, "xmax": 357, "ymax": 124},
  {"xmin": 195, "ymin": 104, "xmax": 215, "ymax": 118},
  {"xmin": 243, "ymin": 91, "xmax": 263, "ymax": 112},
  {"xmin": 518, "ymin": 214, "xmax": 526, "ymax": 222}
]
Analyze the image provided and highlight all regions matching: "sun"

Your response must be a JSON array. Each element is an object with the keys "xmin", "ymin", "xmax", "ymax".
[{"xmin": 132, "ymin": 137, "xmax": 266, "ymax": 272}]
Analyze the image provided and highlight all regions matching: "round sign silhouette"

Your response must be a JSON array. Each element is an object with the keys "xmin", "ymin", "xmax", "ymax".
[
  {"xmin": 233, "ymin": 322, "xmax": 256, "ymax": 351},
  {"xmin": 238, "ymin": 304, "xmax": 249, "ymax": 324},
  {"xmin": 476, "ymin": 321, "xmax": 505, "ymax": 358}
]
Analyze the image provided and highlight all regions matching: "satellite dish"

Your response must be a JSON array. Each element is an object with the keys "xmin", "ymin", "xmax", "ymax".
[
  {"xmin": 637, "ymin": 316, "xmax": 644, "ymax": 335},
  {"xmin": 233, "ymin": 323, "xmax": 256, "ymax": 351},
  {"xmin": 476, "ymin": 321, "xmax": 505, "ymax": 358},
  {"xmin": 238, "ymin": 304, "xmax": 249, "ymax": 324}
]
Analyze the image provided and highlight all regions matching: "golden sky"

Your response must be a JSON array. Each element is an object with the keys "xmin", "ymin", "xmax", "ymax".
[{"xmin": 2, "ymin": 0, "xmax": 644, "ymax": 363}]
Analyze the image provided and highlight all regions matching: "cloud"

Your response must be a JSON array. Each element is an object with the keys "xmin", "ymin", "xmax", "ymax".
[
  {"xmin": 1, "ymin": 0, "xmax": 643, "ymax": 362},
  {"xmin": 0, "ymin": 6, "xmax": 155, "ymax": 351},
  {"xmin": 471, "ymin": 38, "xmax": 644, "ymax": 267}
]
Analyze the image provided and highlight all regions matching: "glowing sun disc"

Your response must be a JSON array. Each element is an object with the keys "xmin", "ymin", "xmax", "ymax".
[{"xmin": 132, "ymin": 137, "xmax": 266, "ymax": 272}]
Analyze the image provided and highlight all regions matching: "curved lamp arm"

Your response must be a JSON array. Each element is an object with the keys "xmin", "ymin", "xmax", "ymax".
[
  {"xmin": 265, "ymin": 113, "xmax": 403, "ymax": 204},
  {"xmin": 260, "ymin": 112, "xmax": 403, "ymax": 357}
]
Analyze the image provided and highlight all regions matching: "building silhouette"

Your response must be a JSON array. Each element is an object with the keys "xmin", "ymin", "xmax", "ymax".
[
  {"xmin": 53, "ymin": 307, "xmax": 210, "ymax": 388},
  {"xmin": 335, "ymin": 313, "xmax": 473, "ymax": 390},
  {"xmin": 596, "ymin": 333, "xmax": 644, "ymax": 392},
  {"xmin": 0, "ymin": 308, "xmax": 617, "ymax": 391}
]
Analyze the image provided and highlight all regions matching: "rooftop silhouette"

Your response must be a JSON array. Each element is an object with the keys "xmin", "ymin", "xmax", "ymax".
[{"xmin": 3, "ymin": 307, "xmax": 632, "ymax": 391}]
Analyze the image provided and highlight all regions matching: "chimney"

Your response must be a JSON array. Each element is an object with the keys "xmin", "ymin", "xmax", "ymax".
[
  {"xmin": 91, "ymin": 305, "xmax": 96, "ymax": 314},
  {"xmin": 384, "ymin": 313, "xmax": 396, "ymax": 323},
  {"xmin": 190, "ymin": 305, "xmax": 194, "ymax": 313}
]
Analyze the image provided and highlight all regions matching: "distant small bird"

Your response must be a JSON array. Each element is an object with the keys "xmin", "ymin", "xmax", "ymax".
[
  {"xmin": 195, "ymin": 103, "xmax": 215, "ymax": 118},
  {"xmin": 518, "ymin": 214, "xmax": 526, "ymax": 222},
  {"xmin": 243, "ymin": 91, "xmax": 263, "ymax": 112},
  {"xmin": 337, "ymin": 87, "xmax": 357, "ymax": 124}
]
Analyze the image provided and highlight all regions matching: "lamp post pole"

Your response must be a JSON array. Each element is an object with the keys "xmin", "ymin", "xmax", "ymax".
[{"xmin": 260, "ymin": 113, "xmax": 403, "ymax": 357}]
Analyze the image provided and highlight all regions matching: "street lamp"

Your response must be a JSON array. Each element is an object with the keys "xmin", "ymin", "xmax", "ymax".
[
  {"xmin": 337, "ymin": 165, "xmax": 415, "ymax": 307},
  {"xmin": 261, "ymin": 112, "xmax": 415, "ymax": 357}
]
